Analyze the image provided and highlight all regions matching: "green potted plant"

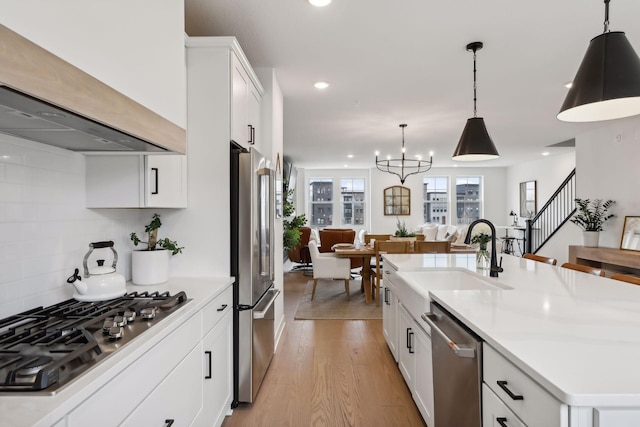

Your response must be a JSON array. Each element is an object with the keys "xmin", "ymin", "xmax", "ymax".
[
  {"xmin": 391, "ymin": 218, "xmax": 417, "ymax": 242},
  {"xmin": 283, "ymin": 184, "xmax": 307, "ymax": 252},
  {"xmin": 570, "ymin": 198, "xmax": 615, "ymax": 247},
  {"xmin": 130, "ymin": 213, "xmax": 183, "ymax": 285}
]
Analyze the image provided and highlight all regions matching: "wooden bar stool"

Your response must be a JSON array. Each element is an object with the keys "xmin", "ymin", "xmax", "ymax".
[
  {"xmin": 523, "ymin": 253, "xmax": 557, "ymax": 265},
  {"xmin": 561, "ymin": 262, "xmax": 605, "ymax": 277},
  {"xmin": 610, "ymin": 273, "xmax": 640, "ymax": 286}
]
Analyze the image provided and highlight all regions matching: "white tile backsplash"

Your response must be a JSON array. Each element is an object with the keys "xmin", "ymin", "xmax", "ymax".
[{"xmin": 0, "ymin": 135, "xmax": 143, "ymax": 318}]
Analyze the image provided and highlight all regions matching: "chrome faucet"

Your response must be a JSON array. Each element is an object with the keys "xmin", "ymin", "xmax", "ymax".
[{"xmin": 464, "ymin": 219, "xmax": 504, "ymax": 278}]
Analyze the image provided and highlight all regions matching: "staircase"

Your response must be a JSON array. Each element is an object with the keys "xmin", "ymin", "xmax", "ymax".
[{"xmin": 524, "ymin": 168, "xmax": 576, "ymax": 254}]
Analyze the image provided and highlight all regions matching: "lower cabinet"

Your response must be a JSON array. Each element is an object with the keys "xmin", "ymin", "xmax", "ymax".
[
  {"xmin": 483, "ymin": 383, "xmax": 527, "ymax": 427},
  {"xmin": 195, "ymin": 308, "xmax": 233, "ymax": 427},
  {"xmin": 121, "ymin": 345, "xmax": 203, "ymax": 426},
  {"xmin": 413, "ymin": 321, "xmax": 434, "ymax": 427},
  {"xmin": 397, "ymin": 303, "xmax": 415, "ymax": 389},
  {"xmin": 382, "ymin": 282, "xmax": 399, "ymax": 362}
]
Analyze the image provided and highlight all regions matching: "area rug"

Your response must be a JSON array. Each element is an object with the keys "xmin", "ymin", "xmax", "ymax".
[{"xmin": 294, "ymin": 280, "xmax": 382, "ymax": 320}]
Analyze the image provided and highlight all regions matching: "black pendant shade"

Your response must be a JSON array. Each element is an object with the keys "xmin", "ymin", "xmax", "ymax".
[
  {"xmin": 452, "ymin": 117, "xmax": 499, "ymax": 161},
  {"xmin": 558, "ymin": 31, "xmax": 640, "ymax": 122}
]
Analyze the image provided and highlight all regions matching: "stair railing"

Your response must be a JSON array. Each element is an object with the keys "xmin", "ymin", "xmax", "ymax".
[{"xmin": 525, "ymin": 169, "xmax": 576, "ymax": 254}]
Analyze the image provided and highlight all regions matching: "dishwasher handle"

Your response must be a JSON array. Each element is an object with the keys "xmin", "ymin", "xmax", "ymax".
[
  {"xmin": 422, "ymin": 313, "xmax": 476, "ymax": 358},
  {"xmin": 253, "ymin": 289, "xmax": 281, "ymax": 319}
]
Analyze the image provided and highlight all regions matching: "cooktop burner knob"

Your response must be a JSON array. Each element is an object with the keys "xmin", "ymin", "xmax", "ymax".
[
  {"xmin": 123, "ymin": 310, "xmax": 136, "ymax": 322},
  {"xmin": 103, "ymin": 320, "xmax": 117, "ymax": 334},
  {"xmin": 108, "ymin": 326, "xmax": 124, "ymax": 340},
  {"xmin": 140, "ymin": 307, "xmax": 157, "ymax": 320},
  {"xmin": 113, "ymin": 315, "xmax": 127, "ymax": 327}
]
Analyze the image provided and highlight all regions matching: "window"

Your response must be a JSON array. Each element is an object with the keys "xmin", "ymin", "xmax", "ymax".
[
  {"xmin": 309, "ymin": 178, "xmax": 333, "ymax": 226},
  {"xmin": 423, "ymin": 177, "xmax": 449, "ymax": 224},
  {"xmin": 455, "ymin": 176, "xmax": 482, "ymax": 224},
  {"xmin": 341, "ymin": 178, "xmax": 365, "ymax": 225}
]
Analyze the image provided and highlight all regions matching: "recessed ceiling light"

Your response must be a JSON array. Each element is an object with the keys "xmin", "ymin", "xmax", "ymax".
[
  {"xmin": 564, "ymin": 81, "xmax": 573, "ymax": 89},
  {"xmin": 314, "ymin": 81, "xmax": 329, "ymax": 89},
  {"xmin": 542, "ymin": 151, "xmax": 550, "ymax": 156},
  {"xmin": 343, "ymin": 164, "xmax": 349, "ymax": 167},
  {"xmin": 347, "ymin": 154, "xmax": 354, "ymax": 158},
  {"xmin": 309, "ymin": 0, "xmax": 331, "ymax": 7}
]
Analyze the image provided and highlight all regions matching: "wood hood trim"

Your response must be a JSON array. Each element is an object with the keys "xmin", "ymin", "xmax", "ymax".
[{"xmin": 0, "ymin": 24, "xmax": 186, "ymax": 154}]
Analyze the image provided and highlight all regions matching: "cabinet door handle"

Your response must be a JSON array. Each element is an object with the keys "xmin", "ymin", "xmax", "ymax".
[
  {"xmin": 496, "ymin": 417, "xmax": 509, "ymax": 427},
  {"xmin": 165, "ymin": 420, "xmax": 175, "ymax": 426},
  {"xmin": 248, "ymin": 125, "xmax": 254, "ymax": 144},
  {"xmin": 217, "ymin": 304, "xmax": 228, "ymax": 312},
  {"xmin": 497, "ymin": 380, "xmax": 524, "ymax": 400},
  {"xmin": 205, "ymin": 350, "xmax": 212, "ymax": 379},
  {"xmin": 384, "ymin": 287, "xmax": 389, "ymax": 305},
  {"xmin": 408, "ymin": 330, "xmax": 414, "ymax": 354},
  {"xmin": 151, "ymin": 167, "xmax": 159, "ymax": 194},
  {"xmin": 251, "ymin": 125, "xmax": 256, "ymax": 144}
]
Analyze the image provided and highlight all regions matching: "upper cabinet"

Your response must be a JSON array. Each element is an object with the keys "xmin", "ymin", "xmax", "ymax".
[
  {"xmin": 86, "ymin": 155, "xmax": 187, "ymax": 208},
  {"xmin": 187, "ymin": 37, "xmax": 264, "ymax": 151}
]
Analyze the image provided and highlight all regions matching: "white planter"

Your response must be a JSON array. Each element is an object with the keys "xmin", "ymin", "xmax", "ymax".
[
  {"xmin": 131, "ymin": 249, "xmax": 170, "ymax": 285},
  {"xmin": 582, "ymin": 231, "xmax": 600, "ymax": 248}
]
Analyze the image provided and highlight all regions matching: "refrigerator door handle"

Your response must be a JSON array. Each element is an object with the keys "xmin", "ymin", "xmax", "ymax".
[{"xmin": 253, "ymin": 289, "xmax": 281, "ymax": 319}]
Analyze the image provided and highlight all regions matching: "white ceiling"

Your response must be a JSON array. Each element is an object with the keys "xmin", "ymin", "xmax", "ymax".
[{"xmin": 185, "ymin": 0, "xmax": 640, "ymax": 169}]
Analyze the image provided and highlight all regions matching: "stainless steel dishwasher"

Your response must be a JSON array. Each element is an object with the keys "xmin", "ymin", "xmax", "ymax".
[{"xmin": 422, "ymin": 302, "xmax": 482, "ymax": 427}]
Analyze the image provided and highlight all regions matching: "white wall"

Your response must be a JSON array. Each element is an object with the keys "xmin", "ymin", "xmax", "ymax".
[
  {"xmin": 2, "ymin": 0, "xmax": 186, "ymax": 127},
  {"xmin": 575, "ymin": 115, "xmax": 640, "ymax": 249}
]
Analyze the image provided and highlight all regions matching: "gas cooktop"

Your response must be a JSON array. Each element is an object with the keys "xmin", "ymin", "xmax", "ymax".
[{"xmin": 0, "ymin": 291, "xmax": 189, "ymax": 395}]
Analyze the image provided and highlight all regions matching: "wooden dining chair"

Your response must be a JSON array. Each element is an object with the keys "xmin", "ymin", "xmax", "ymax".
[
  {"xmin": 610, "ymin": 273, "xmax": 640, "ymax": 286},
  {"xmin": 560, "ymin": 262, "xmax": 605, "ymax": 277},
  {"xmin": 413, "ymin": 240, "xmax": 451, "ymax": 253},
  {"xmin": 374, "ymin": 240, "xmax": 411, "ymax": 307},
  {"xmin": 523, "ymin": 253, "xmax": 557, "ymax": 266}
]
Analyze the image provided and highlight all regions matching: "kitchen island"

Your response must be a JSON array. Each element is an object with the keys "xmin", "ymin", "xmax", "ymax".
[
  {"xmin": 0, "ymin": 277, "xmax": 234, "ymax": 427},
  {"xmin": 383, "ymin": 253, "xmax": 640, "ymax": 426}
]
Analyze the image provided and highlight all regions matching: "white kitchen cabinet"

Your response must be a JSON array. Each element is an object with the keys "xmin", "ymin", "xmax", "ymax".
[
  {"xmin": 231, "ymin": 50, "xmax": 262, "ymax": 149},
  {"xmin": 397, "ymin": 303, "xmax": 415, "ymax": 390},
  {"xmin": 194, "ymin": 286, "xmax": 233, "ymax": 427},
  {"xmin": 483, "ymin": 383, "xmax": 527, "ymax": 427},
  {"xmin": 412, "ymin": 320, "xmax": 434, "ymax": 427},
  {"xmin": 121, "ymin": 345, "xmax": 202, "ymax": 427},
  {"xmin": 381, "ymin": 276, "xmax": 399, "ymax": 362},
  {"xmin": 86, "ymin": 154, "xmax": 187, "ymax": 208}
]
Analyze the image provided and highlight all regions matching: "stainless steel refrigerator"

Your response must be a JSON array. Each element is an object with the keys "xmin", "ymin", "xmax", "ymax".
[{"xmin": 230, "ymin": 143, "xmax": 280, "ymax": 405}]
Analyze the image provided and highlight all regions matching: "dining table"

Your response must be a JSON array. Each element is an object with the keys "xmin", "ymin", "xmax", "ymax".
[{"xmin": 333, "ymin": 245, "xmax": 376, "ymax": 304}]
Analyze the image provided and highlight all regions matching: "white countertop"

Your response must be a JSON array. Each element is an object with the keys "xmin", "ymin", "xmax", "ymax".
[
  {"xmin": 0, "ymin": 276, "xmax": 234, "ymax": 427},
  {"xmin": 385, "ymin": 253, "xmax": 640, "ymax": 407}
]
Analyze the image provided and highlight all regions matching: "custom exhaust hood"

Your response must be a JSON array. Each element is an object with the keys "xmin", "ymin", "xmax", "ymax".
[{"xmin": 0, "ymin": 24, "xmax": 186, "ymax": 154}]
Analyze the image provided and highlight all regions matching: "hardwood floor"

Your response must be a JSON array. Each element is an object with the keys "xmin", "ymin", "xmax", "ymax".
[{"xmin": 222, "ymin": 271, "xmax": 426, "ymax": 427}]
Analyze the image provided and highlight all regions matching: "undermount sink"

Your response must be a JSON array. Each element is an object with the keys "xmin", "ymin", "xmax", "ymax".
[{"xmin": 400, "ymin": 269, "xmax": 512, "ymax": 294}]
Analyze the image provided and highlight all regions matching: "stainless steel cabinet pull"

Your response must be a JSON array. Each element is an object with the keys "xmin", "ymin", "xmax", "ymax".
[
  {"xmin": 165, "ymin": 420, "xmax": 175, "ymax": 426},
  {"xmin": 496, "ymin": 417, "xmax": 509, "ymax": 427},
  {"xmin": 151, "ymin": 167, "xmax": 159, "ymax": 194},
  {"xmin": 497, "ymin": 380, "xmax": 524, "ymax": 400},
  {"xmin": 217, "ymin": 304, "xmax": 228, "ymax": 312},
  {"xmin": 205, "ymin": 350, "xmax": 212, "ymax": 379},
  {"xmin": 421, "ymin": 313, "xmax": 476, "ymax": 358},
  {"xmin": 253, "ymin": 289, "xmax": 281, "ymax": 319}
]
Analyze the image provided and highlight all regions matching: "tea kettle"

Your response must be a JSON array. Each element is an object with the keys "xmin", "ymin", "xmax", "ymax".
[{"xmin": 67, "ymin": 241, "xmax": 127, "ymax": 301}]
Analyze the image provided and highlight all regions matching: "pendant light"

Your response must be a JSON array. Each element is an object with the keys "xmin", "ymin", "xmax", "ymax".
[
  {"xmin": 452, "ymin": 42, "xmax": 500, "ymax": 161},
  {"xmin": 558, "ymin": 0, "xmax": 640, "ymax": 122},
  {"xmin": 375, "ymin": 124, "xmax": 433, "ymax": 184}
]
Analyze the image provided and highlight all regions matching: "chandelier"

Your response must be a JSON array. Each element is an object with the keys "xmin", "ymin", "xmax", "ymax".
[{"xmin": 375, "ymin": 124, "xmax": 433, "ymax": 184}]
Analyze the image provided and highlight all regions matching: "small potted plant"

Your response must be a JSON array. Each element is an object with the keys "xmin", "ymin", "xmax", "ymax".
[
  {"xmin": 470, "ymin": 224, "xmax": 492, "ymax": 269},
  {"xmin": 130, "ymin": 213, "xmax": 183, "ymax": 285},
  {"xmin": 391, "ymin": 218, "xmax": 417, "ymax": 242},
  {"xmin": 570, "ymin": 198, "xmax": 615, "ymax": 247}
]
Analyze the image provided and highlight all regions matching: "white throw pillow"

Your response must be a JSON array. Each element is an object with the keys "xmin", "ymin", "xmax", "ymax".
[
  {"xmin": 436, "ymin": 225, "xmax": 449, "ymax": 241},
  {"xmin": 421, "ymin": 225, "xmax": 438, "ymax": 241}
]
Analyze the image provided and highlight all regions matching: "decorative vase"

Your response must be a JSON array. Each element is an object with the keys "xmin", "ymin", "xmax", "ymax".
[
  {"xmin": 476, "ymin": 243, "xmax": 491, "ymax": 270},
  {"xmin": 132, "ymin": 249, "xmax": 170, "ymax": 285},
  {"xmin": 582, "ymin": 231, "xmax": 600, "ymax": 248}
]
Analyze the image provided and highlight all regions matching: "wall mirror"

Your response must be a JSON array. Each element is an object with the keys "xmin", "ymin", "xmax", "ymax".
[
  {"xmin": 384, "ymin": 186, "xmax": 410, "ymax": 215},
  {"xmin": 620, "ymin": 216, "xmax": 640, "ymax": 251},
  {"xmin": 519, "ymin": 180, "xmax": 537, "ymax": 218}
]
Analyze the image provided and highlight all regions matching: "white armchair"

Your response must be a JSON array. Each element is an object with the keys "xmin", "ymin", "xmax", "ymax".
[{"xmin": 307, "ymin": 240, "xmax": 352, "ymax": 301}]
